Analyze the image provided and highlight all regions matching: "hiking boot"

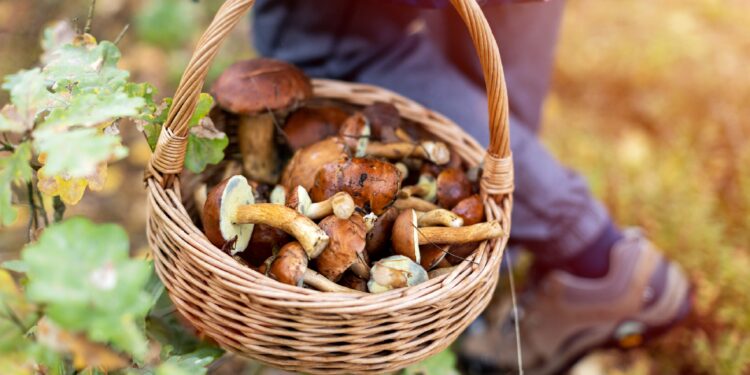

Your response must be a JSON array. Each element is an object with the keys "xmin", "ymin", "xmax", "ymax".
[{"xmin": 458, "ymin": 228, "xmax": 692, "ymax": 375}]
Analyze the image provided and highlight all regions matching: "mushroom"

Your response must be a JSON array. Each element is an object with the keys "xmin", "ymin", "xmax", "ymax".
[
  {"xmin": 451, "ymin": 194, "xmax": 484, "ymax": 225},
  {"xmin": 286, "ymin": 186, "xmax": 355, "ymax": 220},
  {"xmin": 310, "ymin": 157, "xmax": 401, "ymax": 215},
  {"xmin": 419, "ymin": 244, "xmax": 453, "ymax": 271},
  {"xmin": 436, "ymin": 167, "xmax": 473, "ymax": 209},
  {"xmin": 398, "ymin": 173, "xmax": 437, "ymax": 202},
  {"xmin": 212, "ymin": 59, "xmax": 313, "ymax": 184},
  {"xmin": 365, "ymin": 141, "xmax": 450, "ymax": 165},
  {"xmin": 269, "ymin": 185, "xmax": 287, "ymax": 205},
  {"xmin": 283, "ymin": 106, "xmax": 348, "ymax": 151},
  {"xmin": 416, "ymin": 209, "xmax": 463, "ymax": 228},
  {"xmin": 202, "ymin": 175, "xmax": 329, "ymax": 258},
  {"xmin": 238, "ymin": 224, "xmax": 291, "ymax": 267},
  {"xmin": 362, "ymin": 102, "xmax": 401, "ymax": 143},
  {"xmin": 394, "ymin": 162, "xmax": 409, "ymax": 183},
  {"xmin": 338, "ymin": 112, "xmax": 371, "ymax": 157},
  {"xmin": 280, "ymin": 137, "xmax": 348, "ymax": 191},
  {"xmin": 367, "ymin": 255, "xmax": 428, "ymax": 293},
  {"xmin": 364, "ymin": 206, "xmax": 400, "ymax": 259},
  {"xmin": 391, "ymin": 209, "xmax": 504, "ymax": 263},
  {"xmin": 338, "ymin": 272, "xmax": 369, "ymax": 292},
  {"xmin": 314, "ymin": 214, "xmax": 369, "ymax": 281},
  {"xmin": 393, "ymin": 196, "xmax": 439, "ymax": 212},
  {"xmin": 267, "ymin": 242, "xmax": 360, "ymax": 293}
]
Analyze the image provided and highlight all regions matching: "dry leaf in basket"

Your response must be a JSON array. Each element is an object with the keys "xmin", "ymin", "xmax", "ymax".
[
  {"xmin": 202, "ymin": 175, "xmax": 328, "ymax": 258},
  {"xmin": 212, "ymin": 58, "xmax": 313, "ymax": 184}
]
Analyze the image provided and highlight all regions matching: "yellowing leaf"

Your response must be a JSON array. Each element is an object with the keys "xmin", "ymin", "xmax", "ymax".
[
  {"xmin": 0, "ymin": 142, "xmax": 34, "ymax": 226},
  {"xmin": 37, "ymin": 163, "xmax": 107, "ymax": 205},
  {"xmin": 36, "ymin": 318, "xmax": 129, "ymax": 371}
]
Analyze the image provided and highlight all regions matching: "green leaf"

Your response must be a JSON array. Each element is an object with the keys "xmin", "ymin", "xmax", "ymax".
[
  {"xmin": 18, "ymin": 218, "xmax": 155, "ymax": 360},
  {"xmin": 0, "ymin": 105, "xmax": 27, "ymax": 134},
  {"xmin": 189, "ymin": 94, "xmax": 214, "ymax": 128},
  {"xmin": 184, "ymin": 123, "xmax": 228, "ymax": 174},
  {"xmin": 40, "ymin": 21, "xmax": 76, "ymax": 65},
  {"xmin": 2, "ymin": 68, "xmax": 56, "ymax": 128},
  {"xmin": 402, "ymin": 349, "xmax": 459, "ymax": 375},
  {"xmin": 0, "ymin": 269, "xmax": 38, "ymax": 354},
  {"xmin": 0, "ymin": 142, "xmax": 34, "ymax": 226},
  {"xmin": 155, "ymin": 347, "xmax": 223, "ymax": 375},
  {"xmin": 44, "ymin": 41, "xmax": 129, "ymax": 94},
  {"xmin": 40, "ymin": 91, "xmax": 144, "ymax": 130},
  {"xmin": 33, "ymin": 127, "xmax": 128, "ymax": 178}
]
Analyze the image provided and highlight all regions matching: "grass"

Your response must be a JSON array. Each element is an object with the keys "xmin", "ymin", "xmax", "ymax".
[{"xmin": 545, "ymin": 0, "xmax": 750, "ymax": 373}]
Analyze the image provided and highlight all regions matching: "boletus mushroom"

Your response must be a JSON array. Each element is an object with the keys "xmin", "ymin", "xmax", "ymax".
[
  {"xmin": 283, "ymin": 106, "xmax": 348, "ymax": 151},
  {"xmin": 398, "ymin": 173, "xmax": 437, "ymax": 202},
  {"xmin": 393, "ymin": 196, "xmax": 439, "ymax": 212},
  {"xmin": 391, "ymin": 209, "xmax": 504, "ymax": 263},
  {"xmin": 338, "ymin": 112, "xmax": 371, "ymax": 157},
  {"xmin": 287, "ymin": 186, "xmax": 355, "ymax": 220},
  {"xmin": 268, "ymin": 242, "xmax": 359, "ymax": 293},
  {"xmin": 436, "ymin": 167, "xmax": 473, "ymax": 209},
  {"xmin": 364, "ymin": 206, "xmax": 400, "ymax": 259},
  {"xmin": 202, "ymin": 175, "xmax": 329, "ymax": 258},
  {"xmin": 314, "ymin": 214, "xmax": 369, "ymax": 281},
  {"xmin": 212, "ymin": 58, "xmax": 312, "ymax": 184},
  {"xmin": 310, "ymin": 157, "xmax": 401, "ymax": 215},
  {"xmin": 238, "ymin": 224, "xmax": 291, "ymax": 267},
  {"xmin": 419, "ymin": 244, "xmax": 453, "ymax": 271},
  {"xmin": 365, "ymin": 140, "xmax": 450, "ymax": 165},
  {"xmin": 280, "ymin": 137, "xmax": 347, "ymax": 191},
  {"xmin": 368, "ymin": 255, "xmax": 428, "ymax": 293},
  {"xmin": 362, "ymin": 102, "xmax": 402, "ymax": 143}
]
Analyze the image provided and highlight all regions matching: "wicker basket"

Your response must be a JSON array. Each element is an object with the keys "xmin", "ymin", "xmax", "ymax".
[{"xmin": 145, "ymin": 0, "xmax": 514, "ymax": 373}]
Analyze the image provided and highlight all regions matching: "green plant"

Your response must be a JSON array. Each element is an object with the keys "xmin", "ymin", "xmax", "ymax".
[{"xmin": 0, "ymin": 8, "xmax": 228, "ymax": 373}]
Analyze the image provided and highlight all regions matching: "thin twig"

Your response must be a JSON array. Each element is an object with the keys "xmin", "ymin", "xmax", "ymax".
[
  {"xmin": 1, "ymin": 301, "xmax": 28, "ymax": 334},
  {"xmin": 33, "ymin": 182, "xmax": 49, "ymax": 227},
  {"xmin": 505, "ymin": 250, "xmax": 523, "ymax": 374},
  {"xmin": 113, "ymin": 24, "xmax": 130, "ymax": 45},
  {"xmin": 83, "ymin": 0, "xmax": 96, "ymax": 34},
  {"xmin": 26, "ymin": 182, "xmax": 37, "ymax": 240}
]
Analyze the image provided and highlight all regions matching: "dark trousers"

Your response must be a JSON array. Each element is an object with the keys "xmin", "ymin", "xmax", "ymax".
[{"xmin": 253, "ymin": 0, "xmax": 609, "ymax": 263}]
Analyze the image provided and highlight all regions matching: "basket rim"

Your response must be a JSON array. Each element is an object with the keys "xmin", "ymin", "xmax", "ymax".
[{"xmin": 147, "ymin": 78, "xmax": 512, "ymax": 313}]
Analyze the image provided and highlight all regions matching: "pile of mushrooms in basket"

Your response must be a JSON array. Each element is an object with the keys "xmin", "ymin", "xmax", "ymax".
[{"xmin": 198, "ymin": 58, "xmax": 503, "ymax": 294}]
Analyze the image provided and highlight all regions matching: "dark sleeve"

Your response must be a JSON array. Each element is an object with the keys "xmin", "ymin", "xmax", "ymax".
[{"xmin": 384, "ymin": 0, "xmax": 542, "ymax": 8}]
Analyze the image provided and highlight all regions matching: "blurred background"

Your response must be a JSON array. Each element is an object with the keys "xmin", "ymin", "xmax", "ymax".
[{"xmin": 1, "ymin": 0, "xmax": 749, "ymax": 373}]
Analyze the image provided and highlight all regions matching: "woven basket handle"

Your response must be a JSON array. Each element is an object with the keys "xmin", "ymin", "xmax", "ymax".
[{"xmin": 148, "ymin": 0, "xmax": 513, "ymax": 195}]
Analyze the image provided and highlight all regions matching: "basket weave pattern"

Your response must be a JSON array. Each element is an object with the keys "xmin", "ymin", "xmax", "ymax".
[{"xmin": 145, "ymin": 0, "xmax": 514, "ymax": 373}]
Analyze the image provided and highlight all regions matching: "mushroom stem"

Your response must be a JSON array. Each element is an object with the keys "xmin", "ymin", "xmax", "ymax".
[
  {"xmin": 416, "ymin": 209, "xmax": 463, "ymax": 228},
  {"xmin": 393, "ymin": 197, "xmax": 439, "ymax": 211},
  {"xmin": 234, "ymin": 203, "xmax": 329, "ymax": 258},
  {"xmin": 303, "ymin": 269, "xmax": 363, "ymax": 293},
  {"xmin": 269, "ymin": 185, "xmax": 287, "ymax": 205},
  {"xmin": 307, "ymin": 192, "xmax": 355, "ymax": 220},
  {"xmin": 365, "ymin": 141, "xmax": 450, "ymax": 165},
  {"xmin": 395, "ymin": 162, "xmax": 409, "ymax": 183},
  {"xmin": 417, "ymin": 221, "xmax": 504, "ymax": 245},
  {"xmin": 238, "ymin": 114, "xmax": 280, "ymax": 184},
  {"xmin": 394, "ymin": 128, "xmax": 413, "ymax": 143},
  {"xmin": 398, "ymin": 174, "xmax": 436, "ymax": 201}
]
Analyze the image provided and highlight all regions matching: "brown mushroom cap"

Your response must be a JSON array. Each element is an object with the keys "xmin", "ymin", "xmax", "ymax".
[
  {"xmin": 283, "ymin": 106, "xmax": 348, "ymax": 150},
  {"xmin": 268, "ymin": 242, "xmax": 308, "ymax": 286},
  {"xmin": 280, "ymin": 137, "xmax": 348, "ymax": 191},
  {"xmin": 436, "ymin": 167, "xmax": 473, "ymax": 209},
  {"xmin": 338, "ymin": 112, "xmax": 371, "ymax": 155},
  {"xmin": 365, "ymin": 206, "xmax": 400, "ymax": 259},
  {"xmin": 202, "ymin": 176, "xmax": 255, "ymax": 254},
  {"xmin": 451, "ymin": 194, "xmax": 484, "ymax": 226},
  {"xmin": 310, "ymin": 157, "xmax": 401, "ymax": 215},
  {"xmin": 419, "ymin": 245, "xmax": 451, "ymax": 271},
  {"xmin": 445, "ymin": 242, "xmax": 480, "ymax": 265},
  {"xmin": 391, "ymin": 209, "xmax": 420, "ymax": 263},
  {"xmin": 362, "ymin": 102, "xmax": 401, "ymax": 142},
  {"xmin": 314, "ymin": 214, "xmax": 368, "ymax": 281},
  {"xmin": 211, "ymin": 58, "xmax": 312, "ymax": 115},
  {"xmin": 338, "ymin": 272, "xmax": 368, "ymax": 292},
  {"xmin": 239, "ymin": 224, "xmax": 291, "ymax": 267}
]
